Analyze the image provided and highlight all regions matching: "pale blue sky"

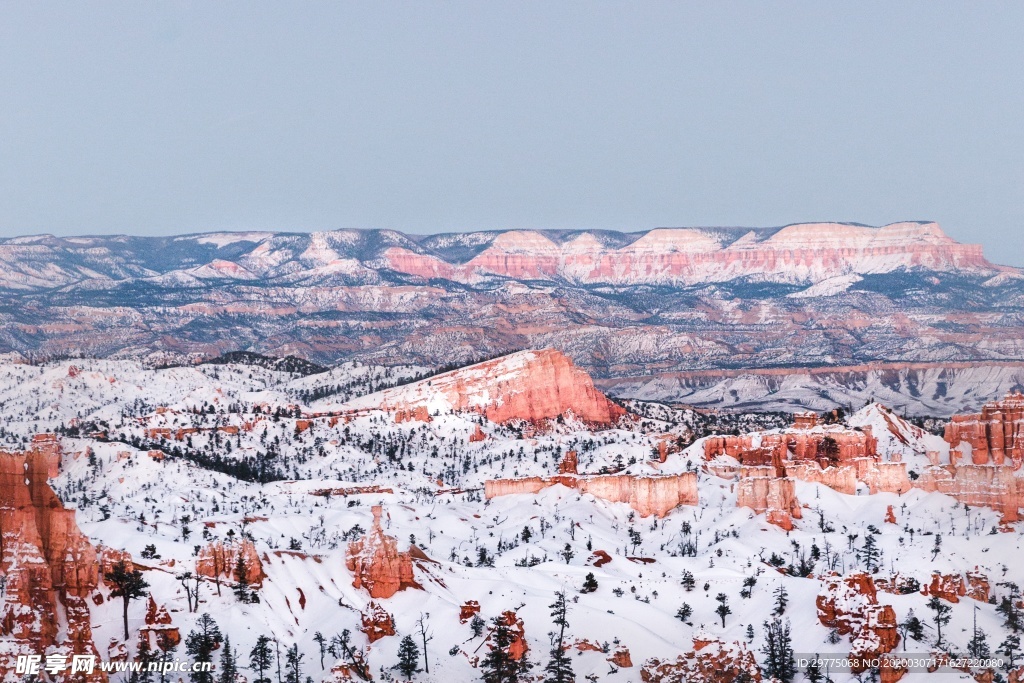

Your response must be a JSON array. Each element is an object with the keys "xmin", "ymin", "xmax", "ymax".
[{"xmin": 1, "ymin": 2, "xmax": 1022, "ymax": 265}]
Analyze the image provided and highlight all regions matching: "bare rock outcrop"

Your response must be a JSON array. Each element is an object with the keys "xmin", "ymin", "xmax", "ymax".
[
  {"xmin": 195, "ymin": 538, "xmax": 265, "ymax": 587},
  {"xmin": 345, "ymin": 506, "xmax": 423, "ymax": 599},
  {"xmin": 484, "ymin": 472, "xmax": 698, "ymax": 517},
  {"xmin": 736, "ymin": 468, "xmax": 802, "ymax": 530},
  {"xmin": 356, "ymin": 349, "xmax": 628, "ymax": 427},
  {"xmin": 640, "ymin": 630, "xmax": 761, "ymax": 683},
  {"xmin": 945, "ymin": 392, "xmax": 1024, "ymax": 467},
  {"xmin": 817, "ymin": 572, "xmax": 900, "ymax": 673},
  {"xmin": 0, "ymin": 435, "xmax": 107, "ymax": 682},
  {"xmin": 915, "ymin": 464, "xmax": 1021, "ymax": 523}
]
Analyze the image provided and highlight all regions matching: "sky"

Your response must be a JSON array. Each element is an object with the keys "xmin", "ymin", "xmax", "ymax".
[{"xmin": 0, "ymin": 3, "xmax": 1022, "ymax": 265}]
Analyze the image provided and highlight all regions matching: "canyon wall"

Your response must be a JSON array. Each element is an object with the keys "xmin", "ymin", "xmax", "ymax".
[
  {"xmin": 735, "ymin": 470, "xmax": 802, "ymax": 530},
  {"xmin": 915, "ymin": 464, "xmax": 1021, "ymax": 523},
  {"xmin": 0, "ymin": 435, "xmax": 106, "ymax": 682}
]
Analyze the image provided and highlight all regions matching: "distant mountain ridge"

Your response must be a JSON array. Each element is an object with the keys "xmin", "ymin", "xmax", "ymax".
[
  {"xmin": 0, "ymin": 221, "xmax": 1005, "ymax": 291},
  {"xmin": 0, "ymin": 222, "xmax": 1022, "ymax": 408}
]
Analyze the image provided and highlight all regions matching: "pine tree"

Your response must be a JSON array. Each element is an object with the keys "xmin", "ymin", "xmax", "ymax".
[
  {"xmin": 773, "ymin": 584, "xmax": 788, "ymax": 615},
  {"xmin": 760, "ymin": 618, "xmax": 796, "ymax": 683},
  {"xmin": 681, "ymin": 570, "xmax": 695, "ymax": 592},
  {"xmin": 997, "ymin": 588, "xmax": 1023, "ymax": 633},
  {"xmin": 715, "ymin": 593, "xmax": 732, "ymax": 628},
  {"xmin": 313, "ymin": 632, "xmax": 326, "ymax": 670},
  {"xmin": 395, "ymin": 635, "xmax": 420, "ymax": 680},
  {"xmin": 470, "ymin": 614, "xmax": 486, "ymax": 638},
  {"xmin": 284, "ymin": 644, "xmax": 303, "ymax": 683},
  {"xmin": 581, "ymin": 572, "xmax": 598, "ymax": 594},
  {"xmin": 900, "ymin": 609, "xmax": 925, "ymax": 641},
  {"xmin": 185, "ymin": 614, "xmax": 223, "ymax": 683},
  {"xmin": 544, "ymin": 592, "xmax": 574, "ymax": 683},
  {"xmin": 249, "ymin": 635, "xmax": 274, "ymax": 683},
  {"xmin": 219, "ymin": 637, "xmax": 238, "ymax": 683},
  {"xmin": 131, "ymin": 636, "xmax": 157, "ymax": 683},
  {"xmin": 675, "ymin": 603, "xmax": 692, "ymax": 624},
  {"xmin": 859, "ymin": 533, "xmax": 881, "ymax": 573},
  {"xmin": 480, "ymin": 616, "xmax": 532, "ymax": 683},
  {"xmin": 233, "ymin": 556, "xmax": 251, "ymax": 603},
  {"xmin": 804, "ymin": 656, "xmax": 824, "ymax": 683},
  {"xmin": 927, "ymin": 596, "xmax": 952, "ymax": 646},
  {"xmin": 106, "ymin": 559, "xmax": 150, "ymax": 641},
  {"xmin": 967, "ymin": 606, "xmax": 991, "ymax": 658},
  {"xmin": 999, "ymin": 632, "xmax": 1020, "ymax": 669},
  {"xmin": 931, "ymin": 534, "xmax": 942, "ymax": 561}
]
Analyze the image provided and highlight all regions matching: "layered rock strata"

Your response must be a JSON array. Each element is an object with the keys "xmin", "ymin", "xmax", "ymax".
[
  {"xmin": 345, "ymin": 506, "xmax": 424, "ymax": 599},
  {"xmin": 484, "ymin": 472, "xmax": 698, "ymax": 518}
]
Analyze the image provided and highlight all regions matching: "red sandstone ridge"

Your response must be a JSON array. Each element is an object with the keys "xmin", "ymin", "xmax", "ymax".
[
  {"xmin": 384, "ymin": 222, "xmax": 992, "ymax": 287},
  {"xmin": 916, "ymin": 464, "xmax": 1021, "ymax": 523},
  {"xmin": 195, "ymin": 539, "xmax": 265, "ymax": 588},
  {"xmin": 0, "ymin": 435, "xmax": 107, "ymax": 682},
  {"xmin": 484, "ymin": 472, "xmax": 698, "ymax": 518},
  {"xmin": 346, "ymin": 349, "xmax": 627, "ymax": 427},
  {"xmin": 945, "ymin": 392, "xmax": 1024, "ymax": 467},
  {"xmin": 345, "ymin": 505, "xmax": 425, "ymax": 599}
]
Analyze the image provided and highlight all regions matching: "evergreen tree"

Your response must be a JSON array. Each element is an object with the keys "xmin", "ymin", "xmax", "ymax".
[
  {"xmin": 233, "ymin": 556, "xmax": 251, "ymax": 603},
  {"xmin": 804, "ymin": 656, "xmax": 824, "ymax": 683},
  {"xmin": 219, "ymin": 637, "xmax": 238, "ymax": 683},
  {"xmin": 681, "ymin": 570, "xmax": 695, "ymax": 592},
  {"xmin": 470, "ymin": 614, "xmax": 486, "ymax": 638},
  {"xmin": 931, "ymin": 534, "xmax": 942, "ymax": 561},
  {"xmin": 926, "ymin": 596, "xmax": 952, "ymax": 646},
  {"xmin": 859, "ymin": 533, "xmax": 881, "ymax": 573},
  {"xmin": 999, "ymin": 633, "xmax": 1020, "ymax": 670},
  {"xmin": 675, "ymin": 603, "xmax": 692, "ymax": 624},
  {"xmin": 715, "ymin": 593, "xmax": 732, "ymax": 628},
  {"xmin": 997, "ymin": 588, "xmax": 1023, "ymax": 633},
  {"xmin": 395, "ymin": 635, "xmax": 420, "ymax": 680},
  {"xmin": 745, "ymin": 624, "xmax": 755, "ymax": 642},
  {"xmin": 773, "ymin": 584, "xmax": 788, "ymax": 615},
  {"xmin": 580, "ymin": 572, "xmax": 598, "ymax": 594},
  {"xmin": 284, "ymin": 644, "xmax": 303, "ymax": 683},
  {"xmin": 249, "ymin": 635, "xmax": 274, "ymax": 683},
  {"xmin": 760, "ymin": 618, "xmax": 796, "ymax": 683},
  {"xmin": 900, "ymin": 609, "xmax": 925, "ymax": 641},
  {"xmin": 106, "ymin": 559, "xmax": 150, "ymax": 641},
  {"xmin": 967, "ymin": 607, "xmax": 991, "ymax": 658},
  {"xmin": 185, "ymin": 614, "xmax": 223, "ymax": 683},
  {"xmin": 130, "ymin": 636, "xmax": 157, "ymax": 683},
  {"xmin": 544, "ymin": 592, "xmax": 574, "ymax": 683},
  {"xmin": 480, "ymin": 616, "xmax": 532, "ymax": 683},
  {"xmin": 312, "ymin": 632, "xmax": 326, "ymax": 670}
]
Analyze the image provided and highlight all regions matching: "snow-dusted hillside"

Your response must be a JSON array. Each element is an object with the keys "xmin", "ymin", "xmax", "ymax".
[{"xmin": 2, "ymin": 357, "xmax": 1023, "ymax": 683}]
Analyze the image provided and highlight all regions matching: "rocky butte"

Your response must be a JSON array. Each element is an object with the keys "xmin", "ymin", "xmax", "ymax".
[
  {"xmin": 345, "ymin": 348, "xmax": 628, "ymax": 427},
  {"xmin": 0, "ymin": 436, "xmax": 106, "ymax": 682},
  {"xmin": 945, "ymin": 392, "xmax": 1024, "ymax": 466}
]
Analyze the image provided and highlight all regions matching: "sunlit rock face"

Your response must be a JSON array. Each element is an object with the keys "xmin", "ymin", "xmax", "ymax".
[
  {"xmin": 640, "ymin": 630, "xmax": 762, "ymax": 683},
  {"xmin": 0, "ymin": 436, "xmax": 107, "ymax": 682},
  {"xmin": 916, "ymin": 464, "xmax": 1022, "ymax": 523},
  {"xmin": 945, "ymin": 392, "xmax": 1024, "ymax": 467},
  {"xmin": 484, "ymin": 472, "xmax": 698, "ymax": 518},
  {"xmin": 350, "ymin": 349, "xmax": 628, "ymax": 427},
  {"xmin": 195, "ymin": 538, "xmax": 265, "ymax": 586},
  {"xmin": 345, "ymin": 505, "xmax": 423, "ymax": 599}
]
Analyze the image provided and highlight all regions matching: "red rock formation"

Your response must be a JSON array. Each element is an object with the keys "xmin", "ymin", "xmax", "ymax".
[
  {"xmin": 967, "ymin": 570, "xmax": 991, "ymax": 602},
  {"xmin": 704, "ymin": 420, "xmax": 878, "ymax": 467},
  {"xmin": 817, "ymin": 572, "xmax": 900, "ymax": 672},
  {"xmin": 558, "ymin": 450, "xmax": 579, "ymax": 475},
  {"xmin": 945, "ymin": 393, "xmax": 1024, "ymax": 467},
  {"xmin": 610, "ymin": 647, "xmax": 633, "ymax": 668},
  {"xmin": 915, "ymin": 464, "xmax": 1021, "ymax": 523},
  {"xmin": 345, "ymin": 506, "xmax": 423, "ymax": 598},
  {"xmin": 469, "ymin": 424, "xmax": 487, "ymax": 442},
  {"xmin": 459, "ymin": 601, "xmax": 481, "ymax": 623},
  {"xmin": 496, "ymin": 611, "xmax": 528, "ymax": 661},
  {"xmin": 140, "ymin": 597, "xmax": 181, "ymax": 650},
  {"xmin": 358, "ymin": 349, "xmax": 627, "ymax": 427},
  {"xmin": 0, "ymin": 436, "xmax": 107, "ymax": 682},
  {"xmin": 640, "ymin": 631, "xmax": 762, "ymax": 683},
  {"xmin": 885, "ymin": 505, "xmax": 897, "ymax": 525},
  {"xmin": 587, "ymin": 550, "xmax": 612, "ymax": 567},
  {"xmin": 195, "ymin": 539, "xmax": 265, "ymax": 587},
  {"xmin": 484, "ymin": 472, "xmax": 698, "ymax": 518},
  {"xmin": 360, "ymin": 601, "xmax": 395, "ymax": 643},
  {"xmin": 735, "ymin": 470, "xmax": 801, "ymax": 530},
  {"xmin": 385, "ymin": 222, "xmax": 989, "ymax": 286},
  {"xmin": 922, "ymin": 572, "xmax": 967, "ymax": 603},
  {"xmin": 793, "ymin": 411, "xmax": 818, "ymax": 429}
]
